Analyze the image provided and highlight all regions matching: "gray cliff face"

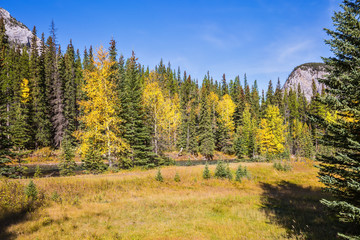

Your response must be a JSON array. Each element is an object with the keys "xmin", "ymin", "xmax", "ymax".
[
  {"xmin": 0, "ymin": 8, "xmax": 40, "ymax": 47},
  {"xmin": 283, "ymin": 63, "xmax": 328, "ymax": 101}
]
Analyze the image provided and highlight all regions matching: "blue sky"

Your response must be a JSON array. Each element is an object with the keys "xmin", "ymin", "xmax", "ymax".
[{"xmin": 2, "ymin": 0, "xmax": 340, "ymax": 91}]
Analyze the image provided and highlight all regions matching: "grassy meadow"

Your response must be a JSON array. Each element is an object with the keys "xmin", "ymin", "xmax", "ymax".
[{"xmin": 0, "ymin": 161, "xmax": 344, "ymax": 239}]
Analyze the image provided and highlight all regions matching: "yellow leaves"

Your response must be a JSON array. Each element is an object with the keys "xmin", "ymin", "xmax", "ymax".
[
  {"xmin": 216, "ymin": 94, "xmax": 236, "ymax": 135},
  {"xmin": 76, "ymin": 46, "xmax": 128, "ymax": 160},
  {"xmin": 20, "ymin": 78, "xmax": 30, "ymax": 103},
  {"xmin": 143, "ymin": 71, "xmax": 181, "ymax": 149},
  {"xmin": 258, "ymin": 105, "xmax": 286, "ymax": 155}
]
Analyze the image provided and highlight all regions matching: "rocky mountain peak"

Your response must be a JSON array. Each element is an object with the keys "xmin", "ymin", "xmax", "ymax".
[
  {"xmin": 0, "ymin": 7, "xmax": 40, "ymax": 47},
  {"xmin": 283, "ymin": 62, "xmax": 328, "ymax": 101}
]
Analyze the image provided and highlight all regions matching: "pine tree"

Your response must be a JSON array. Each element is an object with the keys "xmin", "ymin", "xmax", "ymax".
[
  {"xmin": 174, "ymin": 172, "xmax": 180, "ymax": 182},
  {"xmin": 214, "ymin": 161, "xmax": 227, "ymax": 179},
  {"xmin": 203, "ymin": 162, "xmax": 211, "ymax": 179},
  {"xmin": 29, "ymin": 27, "xmax": 52, "ymax": 148},
  {"xmin": 63, "ymin": 40, "xmax": 78, "ymax": 140},
  {"xmin": 10, "ymin": 78, "xmax": 32, "ymax": 150},
  {"xmin": 198, "ymin": 76, "xmax": 215, "ymax": 160},
  {"xmin": 122, "ymin": 51, "xmax": 156, "ymax": 167},
  {"xmin": 235, "ymin": 164, "xmax": 243, "ymax": 182},
  {"xmin": 316, "ymin": 1, "xmax": 360, "ymax": 237},
  {"xmin": 59, "ymin": 134, "xmax": 76, "ymax": 176},
  {"xmin": 52, "ymin": 46, "xmax": 66, "ymax": 147},
  {"xmin": 234, "ymin": 105, "xmax": 257, "ymax": 158},
  {"xmin": 155, "ymin": 168, "xmax": 163, "ymax": 182},
  {"xmin": 266, "ymin": 80, "xmax": 274, "ymax": 106}
]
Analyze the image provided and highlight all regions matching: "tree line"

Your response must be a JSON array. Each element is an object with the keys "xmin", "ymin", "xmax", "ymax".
[{"xmin": 0, "ymin": 18, "xmax": 329, "ymax": 172}]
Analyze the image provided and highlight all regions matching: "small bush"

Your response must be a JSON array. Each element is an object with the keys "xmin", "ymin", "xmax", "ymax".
[
  {"xmin": 25, "ymin": 180, "xmax": 38, "ymax": 200},
  {"xmin": 226, "ymin": 163, "xmax": 233, "ymax": 180},
  {"xmin": 214, "ymin": 161, "xmax": 227, "ymax": 179},
  {"xmin": 174, "ymin": 172, "xmax": 180, "ymax": 182},
  {"xmin": 59, "ymin": 136, "xmax": 77, "ymax": 176},
  {"xmin": 235, "ymin": 165, "xmax": 251, "ymax": 182},
  {"xmin": 33, "ymin": 165, "xmax": 42, "ymax": 178},
  {"xmin": 51, "ymin": 191, "xmax": 60, "ymax": 202},
  {"xmin": 0, "ymin": 180, "xmax": 44, "ymax": 216},
  {"xmin": 203, "ymin": 162, "xmax": 211, "ymax": 179},
  {"xmin": 155, "ymin": 169, "xmax": 163, "ymax": 182},
  {"xmin": 273, "ymin": 161, "xmax": 292, "ymax": 171}
]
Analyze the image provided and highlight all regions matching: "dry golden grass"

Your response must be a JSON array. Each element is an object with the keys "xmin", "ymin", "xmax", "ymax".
[{"xmin": 1, "ymin": 162, "xmax": 340, "ymax": 240}]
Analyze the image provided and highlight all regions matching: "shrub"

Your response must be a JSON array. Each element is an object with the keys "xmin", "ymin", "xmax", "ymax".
[
  {"xmin": 235, "ymin": 165, "xmax": 251, "ymax": 182},
  {"xmin": 235, "ymin": 165, "xmax": 243, "ymax": 182},
  {"xmin": 214, "ymin": 161, "xmax": 227, "ymax": 179},
  {"xmin": 51, "ymin": 191, "xmax": 60, "ymax": 202},
  {"xmin": 174, "ymin": 172, "xmax": 180, "ymax": 182},
  {"xmin": 25, "ymin": 180, "xmax": 38, "ymax": 200},
  {"xmin": 33, "ymin": 165, "xmax": 42, "ymax": 178},
  {"xmin": 273, "ymin": 161, "xmax": 292, "ymax": 171},
  {"xmin": 203, "ymin": 162, "xmax": 211, "ymax": 179},
  {"xmin": 59, "ymin": 137, "xmax": 76, "ymax": 176},
  {"xmin": 226, "ymin": 163, "xmax": 233, "ymax": 180},
  {"xmin": 155, "ymin": 169, "xmax": 163, "ymax": 182}
]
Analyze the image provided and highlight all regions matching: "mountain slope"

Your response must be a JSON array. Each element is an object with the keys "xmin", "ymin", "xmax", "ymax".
[
  {"xmin": 0, "ymin": 7, "xmax": 39, "ymax": 47},
  {"xmin": 283, "ymin": 62, "xmax": 328, "ymax": 101}
]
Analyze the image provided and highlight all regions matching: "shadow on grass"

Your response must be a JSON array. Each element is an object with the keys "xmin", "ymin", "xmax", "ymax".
[
  {"xmin": 260, "ymin": 181, "xmax": 350, "ymax": 240},
  {"xmin": 0, "ymin": 210, "xmax": 30, "ymax": 240}
]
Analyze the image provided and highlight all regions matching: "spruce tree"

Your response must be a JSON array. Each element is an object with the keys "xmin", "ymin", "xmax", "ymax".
[
  {"xmin": 63, "ymin": 40, "xmax": 78, "ymax": 140},
  {"xmin": 52, "ymin": 46, "xmax": 66, "ymax": 147},
  {"xmin": 316, "ymin": 1, "xmax": 360, "ymax": 237},
  {"xmin": 29, "ymin": 27, "xmax": 51, "ymax": 148},
  {"xmin": 59, "ymin": 134, "xmax": 76, "ymax": 176},
  {"xmin": 198, "ymin": 76, "xmax": 215, "ymax": 160},
  {"xmin": 266, "ymin": 79, "xmax": 274, "ymax": 106},
  {"xmin": 122, "ymin": 52, "xmax": 156, "ymax": 167},
  {"xmin": 203, "ymin": 162, "xmax": 211, "ymax": 179}
]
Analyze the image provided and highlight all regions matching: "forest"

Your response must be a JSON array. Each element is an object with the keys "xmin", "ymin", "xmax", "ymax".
[
  {"xmin": 0, "ymin": 18, "xmax": 326, "ymax": 175},
  {"xmin": 0, "ymin": 0, "xmax": 359, "ymax": 239}
]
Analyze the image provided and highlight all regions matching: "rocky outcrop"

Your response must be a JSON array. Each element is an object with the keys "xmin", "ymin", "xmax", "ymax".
[
  {"xmin": 0, "ymin": 8, "xmax": 40, "ymax": 47},
  {"xmin": 283, "ymin": 63, "xmax": 328, "ymax": 101}
]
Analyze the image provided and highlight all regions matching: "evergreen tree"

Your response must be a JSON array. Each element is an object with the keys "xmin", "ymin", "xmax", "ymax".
[
  {"xmin": 203, "ymin": 162, "xmax": 211, "ymax": 179},
  {"xmin": 316, "ymin": 1, "xmax": 360, "ymax": 237},
  {"xmin": 221, "ymin": 73, "xmax": 228, "ymax": 96},
  {"xmin": 273, "ymin": 78, "xmax": 283, "ymax": 111},
  {"xmin": 122, "ymin": 51, "xmax": 156, "ymax": 167},
  {"xmin": 234, "ymin": 105, "xmax": 257, "ymax": 158},
  {"xmin": 59, "ymin": 134, "xmax": 76, "ymax": 176},
  {"xmin": 29, "ymin": 27, "xmax": 52, "ymax": 148},
  {"xmin": 266, "ymin": 79, "xmax": 274, "ymax": 106},
  {"xmin": 52, "ymin": 46, "xmax": 66, "ymax": 147},
  {"xmin": 63, "ymin": 40, "xmax": 78, "ymax": 140},
  {"xmin": 214, "ymin": 161, "xmax": 227, "ymax": 179},
  {"xmin": 155, "ymin": 168, "xmax": 163, "ymax": 182},
  {"xmin": 10, "ymin": 78, "xmax": 31, "ymax": 150},
  {"xmin": 198, "ymin": 76, "xmax": 215, "ymax": 160}
]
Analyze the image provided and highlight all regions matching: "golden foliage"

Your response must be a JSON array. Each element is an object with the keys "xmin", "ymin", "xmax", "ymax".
[
  {"xmin": 143, "ymin": 71, "xmax": 181, "ymax": 151},
  {"xmin": 20, "ymin": 78, "xmax": 30, "ymax": 103},
  {"xmin": 216, "ymin": 94, "xmax": 236, "ymax": 135},
  {"xmin": 75, "ymin": 46, "xmax": 128, "ymax": 163},
  {"xmin": 258, "ymin": 105, "xmax": 287, "ymax": 155}
]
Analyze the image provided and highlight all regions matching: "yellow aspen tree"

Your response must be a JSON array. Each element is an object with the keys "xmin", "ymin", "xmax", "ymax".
[
  {"xmin": 216, "ymin": 94, "xmax": 236, "ymax": 135},
  {"xmin": 258, "ymin": 105, "xmax": 286, "ymax": 156},
  {"xmin": 75, "ymin": 46, "xmax": 128, "ymax": 167},
  {"xmin": 143, "ymin": 71, "xmax": 165, "ymax": 154},
  {"xmin": 143, "ymin": 71, "xmax": 181, "ymax": 152}
]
